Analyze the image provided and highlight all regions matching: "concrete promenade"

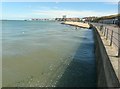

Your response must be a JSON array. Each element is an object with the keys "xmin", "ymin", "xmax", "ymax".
[
  {"xmin": 92, "ymin": 23, "xmax": 120, "ymax": 82},
  {"xmin": 61, "ymin": 22, "xmax": 120, "ymax": 87}
]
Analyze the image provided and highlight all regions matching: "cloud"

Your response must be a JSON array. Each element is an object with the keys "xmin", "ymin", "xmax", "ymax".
[
  {"xmin": 105, "ymin": 2, "xmax": 118, "ymax": 5},
  {"xmin": 33, "ymin": 10, "xmax": 117, "ymax": 18}
]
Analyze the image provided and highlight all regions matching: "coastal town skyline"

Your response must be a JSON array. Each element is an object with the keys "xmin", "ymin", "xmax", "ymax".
[{"xmin": 1, "ymin": 2, "xmax": 118, "ymax": 20}]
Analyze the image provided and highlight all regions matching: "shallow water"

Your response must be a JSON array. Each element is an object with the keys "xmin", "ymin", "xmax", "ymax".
[{"xmin": 2, "ymin": 20, "xmax": 96, "ymax": 87}]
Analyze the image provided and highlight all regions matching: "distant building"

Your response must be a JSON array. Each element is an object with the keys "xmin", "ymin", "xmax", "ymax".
[
  {"xmin": 92, "ymin": 14, "xmax": 120, "ymax": 26},
  {"xmin": 27, "ymin": 18, "xmax": 54, "ymax": 21},
  {"xmin": 55, "ymin": 17, "xmax": 80, "ymax": 22},
  {"xmin": 63, "ymin": 15, "xmax": 66, "ymax": 19},
  {"xmin": 82, "ymin": 17, "xmax": 97, "ymax": 22},
  {"xmin": 64, "ymin": 18, "xmax": 80, "ymax": 22},
  {"xmin": 99, "ymin": 17, "xmax": 119, "ymax": 25}
]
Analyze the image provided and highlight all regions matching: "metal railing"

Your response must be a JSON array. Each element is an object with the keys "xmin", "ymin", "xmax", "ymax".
[{"xmin": 99, "ymin": 25, "xmax": 120, "ymax": 57}]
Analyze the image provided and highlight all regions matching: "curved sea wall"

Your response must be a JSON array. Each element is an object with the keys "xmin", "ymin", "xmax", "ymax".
[{"xmin": 92, "ymin": 25, "xmax": 120, "ymax": 87}]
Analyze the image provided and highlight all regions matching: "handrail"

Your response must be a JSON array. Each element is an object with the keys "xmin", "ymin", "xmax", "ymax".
[
  {"xmin": 104, "ymin": 27, "xmax": 120, "ymax": 36},
  {"xmin": 96, "ymin": 24, "xmax": 120, "ymax": 57},
  {"xmin": 107, "ymin": 32, "xmax": 120, "ymax": 43}
]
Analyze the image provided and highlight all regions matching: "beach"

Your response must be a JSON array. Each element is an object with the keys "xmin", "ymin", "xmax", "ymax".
[{"xmin": 62, "ymin": 21, "xmax": 90, "ymax": 28}]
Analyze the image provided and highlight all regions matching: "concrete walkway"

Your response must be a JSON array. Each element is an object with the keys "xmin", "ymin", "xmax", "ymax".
[{"xmin": 94, "ymin": 25, "xmax": 120, "ymax": 82}]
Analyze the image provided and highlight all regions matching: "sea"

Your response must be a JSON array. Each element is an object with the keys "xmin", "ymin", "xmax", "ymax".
[{"xmin": 2, "ymin": 20, "xmax": 96, "ymax": 87}]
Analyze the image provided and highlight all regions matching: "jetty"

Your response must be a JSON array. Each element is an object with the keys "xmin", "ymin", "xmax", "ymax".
[{"xmin": 61, "ymin": 21, "xmax": 90, "ymax": 29}]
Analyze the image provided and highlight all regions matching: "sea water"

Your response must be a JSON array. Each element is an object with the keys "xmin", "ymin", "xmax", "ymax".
[{"xmin": 2, "ymin": 20, "xmax": 96, "ymax": 87}]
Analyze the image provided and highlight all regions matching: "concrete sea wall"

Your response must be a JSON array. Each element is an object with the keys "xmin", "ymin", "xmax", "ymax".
[{"xmin": 92, "ymin": 25, "xmax": 120, "ymax": 88}]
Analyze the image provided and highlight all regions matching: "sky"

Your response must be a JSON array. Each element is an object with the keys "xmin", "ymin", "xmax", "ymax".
[{"xmin": 1, "ymin": 2, "xmax": 118, "ymax": 20}]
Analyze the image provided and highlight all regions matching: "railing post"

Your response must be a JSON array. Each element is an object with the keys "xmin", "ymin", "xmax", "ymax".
[
  {"xmin": 118, "ymin": 48, "xmax": 120, "ymax": 57},
  {"xmin": 118, "ymin": 28, "xmax": 120, "ymax": 57},
  {"xmin": 100, "ymin": 25, "xmax": 103, "ymax": 33},
  {"xmin": 102, "ymin": 26, "xmax": 104, "ymax": 34},
  {"xmin": 104, "ymin": 27, "xmax": 106, "ymax": 36},
  {"xmin": 106, "ymin": 28, "xmax": 108, "ymax": 40},
  {"xmin": 110, "ymin": 30, "xmax": 113, "ymax": 46}
]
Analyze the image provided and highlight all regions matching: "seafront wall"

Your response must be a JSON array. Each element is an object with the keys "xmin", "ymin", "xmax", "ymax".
[{"xmin": 92, "ymin": 25, "xmax": 120, "ymax": 87}]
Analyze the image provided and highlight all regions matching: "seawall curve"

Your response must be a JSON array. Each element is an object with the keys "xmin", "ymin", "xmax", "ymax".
[{"xmin": 91, "ymin": 24, "xmax": 120, "ymax": 88}]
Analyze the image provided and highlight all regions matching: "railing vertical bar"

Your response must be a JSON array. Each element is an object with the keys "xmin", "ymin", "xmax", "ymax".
[
  {"xmin": 104, "ymin": 27, "xmax": 106, "ymax": 36},
  {"xmin": 110, "ymin": 30, "xmax": 113, "ymax": 46},
  {"xmin": 118, "ymin": 27, "xmax": 120, "ymax": 57},
  {"xmin": 95, "ymin": 23, "xmax": 119, "ymax": 57},
  {"xmin": 118, "ymin": 48, "xmax": 120, "ymax": 57},
  {"xmin": 106, "ymin": 28, "xmax": 108, "ymax": 40}
]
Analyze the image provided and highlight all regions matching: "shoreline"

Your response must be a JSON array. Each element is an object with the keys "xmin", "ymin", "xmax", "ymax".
[{"xmin": 61, "ymin": 21, "xmax": 90, "ymax": 29}]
